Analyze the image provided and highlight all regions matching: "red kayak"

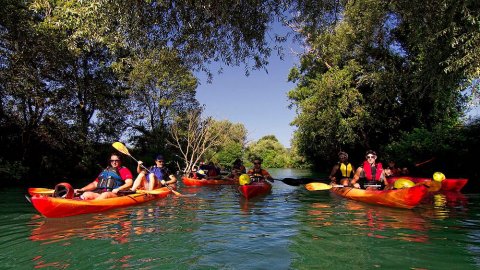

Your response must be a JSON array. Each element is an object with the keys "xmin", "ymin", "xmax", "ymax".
[
  {"xmin": 238, "ymin": 181, "xmax": 272, "ymax": 199},
  {"xmin": 29, "ymin": 187, "xmax": 172, "ymax": 218},
  {"xmin": 387, "ymin": 176, "xmax": 468, "ymax": 192},
  {"xmin": 182, "ymin": 176, "xmax": 237, "ymax": 186},
  {"xmin": 330, "ymin": 184, "xmax": 429, "ymax": 209}
]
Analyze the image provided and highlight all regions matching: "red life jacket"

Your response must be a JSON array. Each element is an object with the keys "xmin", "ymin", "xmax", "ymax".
[{"xmin": 363, "ymin": 161, "xmax": 383, "ymax": 181}]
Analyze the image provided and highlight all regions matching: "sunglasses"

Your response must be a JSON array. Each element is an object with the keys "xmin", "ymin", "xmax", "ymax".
[
  {"xmin": 156, "ymin": 160, "xmax": 164, "ymax": 163},
  {"xmin": 366, "ymin": 155, "xmax": 376, "ymax": 159},
  {"xmin": 254, "ymin": 162, "xmax": 261, "ymax": 165},
  {"xmin": 110, "ymin": 159, "xmax": 120, "ymax": 162}
]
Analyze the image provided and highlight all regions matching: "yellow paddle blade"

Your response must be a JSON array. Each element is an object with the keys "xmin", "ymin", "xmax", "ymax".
[
  {"xmin": 136, "ymin": 189, "xmax": 166, "ymax": 195},
  {"xmin": 112, "ymin": 142, "xmax": 130, "ymax": 155},
  {"xmin": 305, "ymin": 182, "xmax": 333, "ymax": 191},
  {"xmin": 29, "ymin": 188, "xmax": 55, "ymax": 195}
]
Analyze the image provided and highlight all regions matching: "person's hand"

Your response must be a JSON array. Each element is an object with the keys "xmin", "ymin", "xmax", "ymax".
[
  {"xmin": 138, "ymin": 161, "xmax": 143, "ymax": 166},
  {"xmin": 74, "ymin": 189, "xmax": 83, "ymax": 195},
  {"xmin": 112, "ymin": 188, "xmax": 119, "ymax": 194},
  {"xmin": 353, "ymin": 183, "xmax": 360, "ymax": 189},
  {"xmin": 161, "ymin": 180, "xmax": 166, "ymax": 186}
]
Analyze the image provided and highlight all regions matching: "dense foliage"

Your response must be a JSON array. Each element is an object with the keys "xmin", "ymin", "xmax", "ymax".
[
  {"xmin": 0, "ymin": 0, "xmax": 478, "ymax": 187},
  {"xmin": 287, "ymin": 0, "xmax": 480, "ymax": 172}
]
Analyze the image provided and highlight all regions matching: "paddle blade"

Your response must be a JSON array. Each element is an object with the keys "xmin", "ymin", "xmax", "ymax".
[
  {"xmin": 112, "ymin": 142, "xmax": 130, "ymax": 156},
  {"xmin": 28, "ymin": 188, "xmax": 54, "ymax": 196},
  {"xmin": 305, "ymin": 182, "xmax": 333, "ymax": 191}
]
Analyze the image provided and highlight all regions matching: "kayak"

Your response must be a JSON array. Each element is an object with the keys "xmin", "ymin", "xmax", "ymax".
[
  {"xmin": 182, "ymin": 176, "xmax": 237, "ymax": 186},
  {"xmin": 28, "ymin": 187, "xmax": 172, "ymax": 218},
  {"xmin": 387, "ymin": 176, "xmax": 468, "ymax": 192},
  {"xmin": 330, "ymin": 184, "xmax": 429, "ymax": 209},
  {"xmin": 238, "ymin": 181, "xmax": 272, "ymax": 199}
]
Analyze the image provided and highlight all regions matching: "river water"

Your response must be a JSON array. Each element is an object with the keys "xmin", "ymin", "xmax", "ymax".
[{"xmin": 1, "ymin": 168, "xmax": 479, "ymax": 269}]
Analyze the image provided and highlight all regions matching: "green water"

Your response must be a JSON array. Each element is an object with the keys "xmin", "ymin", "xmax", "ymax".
[{"xmin": 1, "ymin": 168, "xmax": 479, "ymax": 269}]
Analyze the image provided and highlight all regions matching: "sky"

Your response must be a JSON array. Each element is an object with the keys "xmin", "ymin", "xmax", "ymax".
[
  {"xmin": 195, "ymin": 44, "xmax": 301, "ymax": 148},
  {"xmin": 195, "ymin": 28, "xmax": 480, "ymax": 150}
]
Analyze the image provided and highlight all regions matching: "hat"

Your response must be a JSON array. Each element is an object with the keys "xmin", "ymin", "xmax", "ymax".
[
  {"xmin": 338, "ymin": 151, "xmax": 348, "ymax": 158},
  {"xmin": 155, "ymin": 154, "xmax": 164, "ymax": 161},
  {"xmin": 365, "ymin": 150, "xmax": 377, "ymax": 156}
]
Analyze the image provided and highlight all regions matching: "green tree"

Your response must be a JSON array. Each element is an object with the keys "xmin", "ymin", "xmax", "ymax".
[
  {"xmin": 246, "ymin": 135, "xmax": 288, "ymax": 168},
  {"xmin": 287, "ymin": 0, "xmax": 475, "ymax": 165}
]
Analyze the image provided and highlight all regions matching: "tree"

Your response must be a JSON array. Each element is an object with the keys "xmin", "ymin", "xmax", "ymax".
[
  {"xmin": 168, "ymin": 109, "xmax": 223, "ymax": 175},
  {"xmin": 246, "ymin": 135, "xmax": 289, "ymax": 168},
  {"xmin": 204, "ymin": 120, "xmax": 248, "ymax": 168},
  {"xmin": 287, "ymin": 0, "xmax": 475, "ymax": 165}
]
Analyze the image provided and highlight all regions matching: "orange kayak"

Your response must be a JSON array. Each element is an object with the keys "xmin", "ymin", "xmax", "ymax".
[
  {"xmin": 238, "ymin": 181, "xmax": 272, "ymax": 199},
  {"xmin": 29, "ymin": 187, "xmax": 172, "ymax": 218},
  {"xmin": 182, "ymin": 176, "xmax": 237, "ymax": 186},
  {"xmin": 330, "ymin": 184, "xmax": 428, "ymax": 209},
  {"xmin": 387, "ymin": 176, "xmax": 468, "ymax": 192}
]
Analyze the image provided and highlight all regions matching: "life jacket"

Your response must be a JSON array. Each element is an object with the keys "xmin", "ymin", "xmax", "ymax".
[
  {"xmin": 97, "ymin": 167, "xmax": 123, "ymax": 191},
  {"xmin": 362, "ymin": 161, "xmax": 383, "ymax": 181},
  {"xmin": 149, "ymin": 166, "xmax": 165, "ymax": 181},
  {"xmin": 249, "ymin": 169, "xmax": 267, "ymax": 182},
  {"xmin": 337, "ymin": 162, "xmax": 354, "ymax": 179}
]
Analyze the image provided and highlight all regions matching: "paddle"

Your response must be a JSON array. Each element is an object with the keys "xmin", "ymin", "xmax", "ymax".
[
  {"xmin": 276, "ymin": 177, "xmax": 330, "ymax": 186},
  {"xmin": 305, "ymin": 182, "xmax": 381, "ymax": 191},
  {"xmin": 112, "ymin": 142, "xmax": 190, "ymax": 197}
]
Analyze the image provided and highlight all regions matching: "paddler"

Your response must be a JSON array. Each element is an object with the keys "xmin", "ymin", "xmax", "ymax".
[{"xmin": 351, "ymin": 150, "xmax": 391, "ymax": 190}]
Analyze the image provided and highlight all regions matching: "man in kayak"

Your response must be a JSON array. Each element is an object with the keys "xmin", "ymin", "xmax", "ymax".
[
  {"xmin": 329, "ymin": 151, "xmax": 355, "ymax": 186},
  {"xmin": 350, "ymin": 150, "xmax": 391, "ymax": 190},
  {"xmin": 130, "ymin": 154, "xmax": 177, "ymax": 191},
  {"xmin": 76, "ymin": 153, "xmax": 134, "ymax": 199},
  {"xmin": 247, "ymin": 158, "xmax": 274, "ymax": 182}
]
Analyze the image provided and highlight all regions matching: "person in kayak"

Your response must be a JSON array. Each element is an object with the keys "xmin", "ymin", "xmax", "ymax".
[
  {"xmin": 229, "ymin": 158, "xmax": 246, "ymax": 180},
  {"xmin": 247, "ymin": 158, "xmax": 274, "ymax": 182},
  {"xmin": 329, "ymin": 151, "xmax": 355, "ymax": 186},
  {"xmin": 76, "ymin": 153, "xmax": 133, "ymax": 200},
  {"xmin": 130, "ymin": 154, "xmax": 177, "ymax": 191},
  {"xmin": 350, "ymin": 150, "xmax": 391, "ymax": 190}
]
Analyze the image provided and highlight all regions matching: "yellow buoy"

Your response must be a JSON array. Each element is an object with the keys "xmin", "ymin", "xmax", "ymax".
[
  {"xmin": 239, "ymin": 174, "xmax": 251, "ymax": 185},
  {"xmin": 433, "ymin": 172, "xmax": 446, "ymax": 182},
  {"xmin": 393, "ymin": 178, "xmax": 415, "ymax": 189}
]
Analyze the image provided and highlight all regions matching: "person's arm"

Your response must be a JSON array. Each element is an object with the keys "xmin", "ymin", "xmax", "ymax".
[
  {"xmin": 77, "ymin": 181, "xmax": 98, "ymax": 192},
  {"xmin": 112, "ymin": 168, "xmax": 134, "ymax": 193},
  {"xmin": 263, "ymin": 170, "xmax": 274, "ymax": 181},
  {"xmin": 329, "ymin": 164, "xmax": 339, "ymax": 183},
  {"xmin": 137, "ymin": 161, "xmax": 144, "ymax": 173},
  {"xmin": 113, "ymin": 178, "xmax": 133, "ymax": 193},
  {"xmin": 351, "ymin": 167, "xmax": 362, "ymax": 188},
  {"xmin": 166, "ymin": 174, "xmax": 177, "ymax": 185}
]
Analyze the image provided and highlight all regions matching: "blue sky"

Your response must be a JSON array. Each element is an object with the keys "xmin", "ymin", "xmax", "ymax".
[{"xmin": 195, "ymin": 46, "xmax": 301, "ymax": 148}]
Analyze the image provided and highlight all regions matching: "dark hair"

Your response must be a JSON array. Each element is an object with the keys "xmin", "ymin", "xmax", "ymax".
[
  {"xmin": 252, "ymin": 157, "xmax": 263, "ymax": 163},
  {"xmin": 233, "ymin": 158, "xmax": 242, "ymax": 165},
  {"xmin": 365, "ymin": 150, "xmax": 377, "ymax": 156},
  {"xmin": 110, "ymin": 153, "xmax": 122, "ymax": 161}
]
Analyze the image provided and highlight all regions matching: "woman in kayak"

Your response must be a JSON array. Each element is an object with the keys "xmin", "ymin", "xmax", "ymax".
[
  {"xmin": 350, "ymin": 150, "xmax": 391, "ymax": 190},
  {"xmin": 329, "ymin": 151, "xmax": 355, "ymax": 186},
  {"xmin": 229, "ymin": 158, "xmax": 246, "ymax": 180},
  {"xmin": 247, "ymin": 158, "xmax": 274, "ymax": 182},
  {"xmin": 130, "ymin": 154, "xmax": 177, "ymax": 191},
  {"xmin": 76, "ymin": 153, "xmax": 133, "ymax": 200}
]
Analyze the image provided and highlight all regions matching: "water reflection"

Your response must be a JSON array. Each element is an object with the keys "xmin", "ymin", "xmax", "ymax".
[
  {"xmin": 28, "ymin": 196, "xmax": 191, "ymax": 244},
  {"xmin": 420, "ymin": 191, "xmax": 469, "ymax": 220},
  {"xmin": 306, "ymin": 199, "xmax": 431, "ymax": 242}
]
